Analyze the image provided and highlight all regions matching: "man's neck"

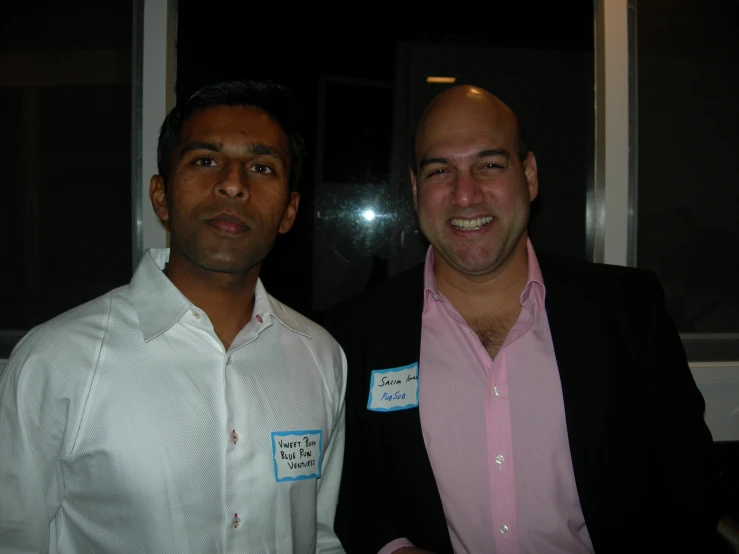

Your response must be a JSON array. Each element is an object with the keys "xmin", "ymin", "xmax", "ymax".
[
  {"xmin": 435, "ymin": 238, "xmax": 530, "ymax": 321},
  {"xmin": 164, "ymin": 255, "xmax": 260, "ymax": 350}
]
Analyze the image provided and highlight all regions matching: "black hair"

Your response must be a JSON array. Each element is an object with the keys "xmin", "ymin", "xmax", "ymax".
[{"xmin": 157, "ymin": 79, "xmax": 305, "ymax": 191}]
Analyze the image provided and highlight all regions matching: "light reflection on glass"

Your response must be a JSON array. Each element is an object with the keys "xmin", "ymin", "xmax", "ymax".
[{"xmin": 362, "ymin": 209, "xmax": 376, "ymax": 222}]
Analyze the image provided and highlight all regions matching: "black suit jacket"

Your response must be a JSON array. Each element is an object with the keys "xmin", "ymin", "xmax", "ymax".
[{"xmin": 321, "ymin": 251, "xmax": 718, "ymax": 553}]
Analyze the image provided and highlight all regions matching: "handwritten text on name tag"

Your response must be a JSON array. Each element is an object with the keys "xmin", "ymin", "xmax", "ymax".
[
  {"xmin": 367, "ymin": 363, "xmax": 419, "ymax": 412},
  {"xmin": 271, "ymin": 430, "xmax": 323, "ymax": 482}
]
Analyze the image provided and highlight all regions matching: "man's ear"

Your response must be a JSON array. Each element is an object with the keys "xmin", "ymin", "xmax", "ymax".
[
  {"xmin": 149, "ymin": 175, "xmax": 170, "ymax": 227},
  {"xmin": 278, "ymin": 191, "xmax": 300, "ymax": 234},
  {"xmin": 523, "ymin": 152, "xmax": 539, "ymax": 202},
  {"xmin": 410, "ymin": 167, "xmax": 419, "ymax": 211}
]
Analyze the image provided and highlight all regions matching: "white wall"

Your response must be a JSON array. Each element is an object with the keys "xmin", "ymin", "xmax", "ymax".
[{"xmin": 691, "ymin": 363, "xmax": 739, "ymax": 441}]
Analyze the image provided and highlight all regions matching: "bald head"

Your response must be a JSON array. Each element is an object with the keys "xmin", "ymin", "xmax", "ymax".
[{"xmin": 411, "ymin": 85, "xmax": 527, "ymax": 174}]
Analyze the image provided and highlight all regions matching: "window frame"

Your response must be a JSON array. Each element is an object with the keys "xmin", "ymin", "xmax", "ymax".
[{"xmin": 596, "ymin": 0, "xmax": 739, "ymax": 362}]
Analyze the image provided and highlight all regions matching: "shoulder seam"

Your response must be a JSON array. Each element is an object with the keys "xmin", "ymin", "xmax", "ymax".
[{"xmin": 69, "ymin": 293, "xmax": 114, "ymax": 456}]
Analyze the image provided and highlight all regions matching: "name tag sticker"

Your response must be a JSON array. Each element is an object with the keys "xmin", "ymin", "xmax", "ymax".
[
  {"xmin": 367, "ymin": 362, "xmax": 419, "ymax": 412},
  {"xmin": 271, "ymin": 430, "xmax": 323, "ymax": 482}
]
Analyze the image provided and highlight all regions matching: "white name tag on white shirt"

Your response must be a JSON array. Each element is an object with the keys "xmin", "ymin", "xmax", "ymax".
[
  {"xmin": 367, "ymin": 363, "xmax": 419, "ymax": 412},
  {"xmin": 271, "ymin": 430, "xmax": 323, "ymax": 482}
]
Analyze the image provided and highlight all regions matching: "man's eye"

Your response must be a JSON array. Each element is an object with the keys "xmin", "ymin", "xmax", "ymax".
[
  {"xmin": 426, "ymin": 168, "xmax": 446, "ymax": 178},
  {"xmin": 251, "ymin": 164, "xmax": 274, "ymax": 174},
  {"xmin": 192, "ymin": 156, "xmax": 216, "ymax": 167}
]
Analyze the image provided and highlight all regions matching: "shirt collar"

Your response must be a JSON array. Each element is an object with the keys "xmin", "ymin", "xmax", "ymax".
[
  {"xmin": 131, "ymin": 248, "xmax": 313, "ymax": 342},
  {"xmin": 131, "ymin": 249, "xmax": 192, "ymax": 341},
  {"xmin": 521, "ymin": 239, "xmax": 546, "ymax": 308},
  {"xmin": 254, "ymin": 278, "xmax": 313, "ymax": 340},
  {"xmin": 422, "ymin": 238, "xmax": 546, "ymax": 313},
  {"xmin": 422, "ymin": 247, "xmax": 442, "ymax": 315}
]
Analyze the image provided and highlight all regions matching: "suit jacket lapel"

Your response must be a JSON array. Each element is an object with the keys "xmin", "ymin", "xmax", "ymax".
[
  {"xmin": 401, "ymin": 264, "xmax": 454, "ymax": 551},
  {"xmin": 539, "ymin": 253, "xmax": 609, "ymax": 549}
]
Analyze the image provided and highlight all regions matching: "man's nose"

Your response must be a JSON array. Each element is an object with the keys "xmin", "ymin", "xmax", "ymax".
[
  {"xmin": 451, "ymin": 172, "xmax": 483, "ymax": 207},
  {"xmin": 217, "ymin": 162, "xmax": 248, "ymax": 199}
]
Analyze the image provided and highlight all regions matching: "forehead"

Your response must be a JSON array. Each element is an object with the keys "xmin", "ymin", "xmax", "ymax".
[
  {"xmin": 179, "ymin": 105, "xmax": 288, "ymax": 150},
  {"xmin": 416, "ymin": 97, "xmax": 519, "ymax": 157}
]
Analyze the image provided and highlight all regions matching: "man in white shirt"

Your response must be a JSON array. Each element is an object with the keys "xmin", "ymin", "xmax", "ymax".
[{"xmin": 0, "ymin": 79, "xmax": 346, "ymax": 554}]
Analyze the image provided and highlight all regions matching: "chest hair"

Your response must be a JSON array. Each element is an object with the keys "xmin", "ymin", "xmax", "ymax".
[{"xmin": 466, "ymin": 313, "xmax": 517, "ymax": 361}]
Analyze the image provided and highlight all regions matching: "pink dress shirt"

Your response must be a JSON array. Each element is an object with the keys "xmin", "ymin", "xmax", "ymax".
[{"xmin": 380, "ymin": 240, "xmax": 593, "ymax": 554}]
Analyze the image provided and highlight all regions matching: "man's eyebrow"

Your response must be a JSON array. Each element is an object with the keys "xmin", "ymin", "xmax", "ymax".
[
  {"xmin": 179, "ymin": 141, "xmax": 220, "ymax": 159},
  {"xmin": 419, "ymin": 149, "xmax": 510, "ymax": 170},
  {"xmin": 178, "ymin": 141, "xmax": 284, "ymax": 161},
  {"xmin": 476, "ymin": 149, "xmax": 510, "ymax": 160},
  {"xmin": 246, "ymin": 142, "xmax": 282, "ymax": 159},
  {"xmin": 419, "ymin": 156, "xmax": 448, "ymax": 170}
]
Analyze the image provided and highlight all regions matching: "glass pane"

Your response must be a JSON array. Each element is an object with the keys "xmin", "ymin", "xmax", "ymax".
[
  {"xmin": 176, "ymin": 8, "xmax": 595, "ymax": 315},
  {"xmin": 636, "ymin": 0, "xmax": 739, "ymax": 332},
  {"xmin": 1, "ymin": 1, "xmax": 133, "ymax": 335}
]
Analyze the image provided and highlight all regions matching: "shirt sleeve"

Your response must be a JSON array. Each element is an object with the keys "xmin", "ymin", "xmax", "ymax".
[
  {"xmin": 0, "ymin": 332, "xmax": 63, "ymax": 554},
  {"xmin": 316, "ymin": 347, "xmax": 347, "ymax": 553}
]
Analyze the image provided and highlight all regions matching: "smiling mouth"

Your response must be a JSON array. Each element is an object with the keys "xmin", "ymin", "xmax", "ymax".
[{"xmin": 450, "ymin": 216, "xmax": 493, "ymax": 231}]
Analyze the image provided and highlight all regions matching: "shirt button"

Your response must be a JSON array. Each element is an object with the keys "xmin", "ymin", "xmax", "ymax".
[
  {"xmin": 495, "ymin": 454, "xmax": 504, "ymax": 468},
  {"xmin": 226, "ymin": 355, "xmax": 232, "ymax": 366},
  {"xmin": 192, "ymin": 311, "xmax": 201, "ymax": 319},
  {"xmin": 232, "ymin": 513, "xmax": 240, "ymax": 528},
  {"xmin": 500, "ymin": 524, "xmax": 509, "ymax": 536},
  {"xmin": 231, "ymin": 430, "xmax": 239, "ymax": 445},
  {"xmin": 256, "ymin": 314, "xmax": 263, "ymax": 323},
  {"xmin": 492, "ymin": 386, "xmax": 500, "ymax": 398}
]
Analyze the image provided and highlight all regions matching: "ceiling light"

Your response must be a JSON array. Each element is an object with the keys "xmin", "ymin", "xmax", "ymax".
[{"xmin": 426, "ymin": 76, "xmax": 456, "ymax": 84}]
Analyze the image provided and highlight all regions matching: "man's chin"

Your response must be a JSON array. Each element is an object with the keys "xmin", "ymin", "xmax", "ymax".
[
  {"xmin": 442, "ymin": 251, "xmax": 507, "ymax": 279},
  {"xmin": 168, "ymin": 242, "xmax": 266, "ymax": 277},
  {"xmin": 187, "ymin": 251, "xmax": 261, "ymax": 275},
  {"xmin": 196, "ymin": 258, "xmax": 259, "ymax": 275}
]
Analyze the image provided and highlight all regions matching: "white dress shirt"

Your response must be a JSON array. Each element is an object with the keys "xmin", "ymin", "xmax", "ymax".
[{"xmin": 0, "ymin": 248, "xmax": 346, "ymax": 554}]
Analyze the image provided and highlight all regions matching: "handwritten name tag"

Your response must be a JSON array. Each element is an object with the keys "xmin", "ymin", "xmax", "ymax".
[
  {"xmin": 367, "ymin": 362, "xmax": 419, "ymax": 412},
  {"xmin": 271, "ymin": 430, "xmax": 323, "ymax": 482}
]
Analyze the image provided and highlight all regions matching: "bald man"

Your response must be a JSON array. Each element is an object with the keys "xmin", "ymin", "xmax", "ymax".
[{"xmin": 322, "ymin": 86, "xmax": 719, "ymax": 554}]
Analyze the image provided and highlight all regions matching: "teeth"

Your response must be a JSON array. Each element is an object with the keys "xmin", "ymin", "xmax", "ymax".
[{"xmin": 450, "ymin": 216, "xmax": 493, "ymax": 230}]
